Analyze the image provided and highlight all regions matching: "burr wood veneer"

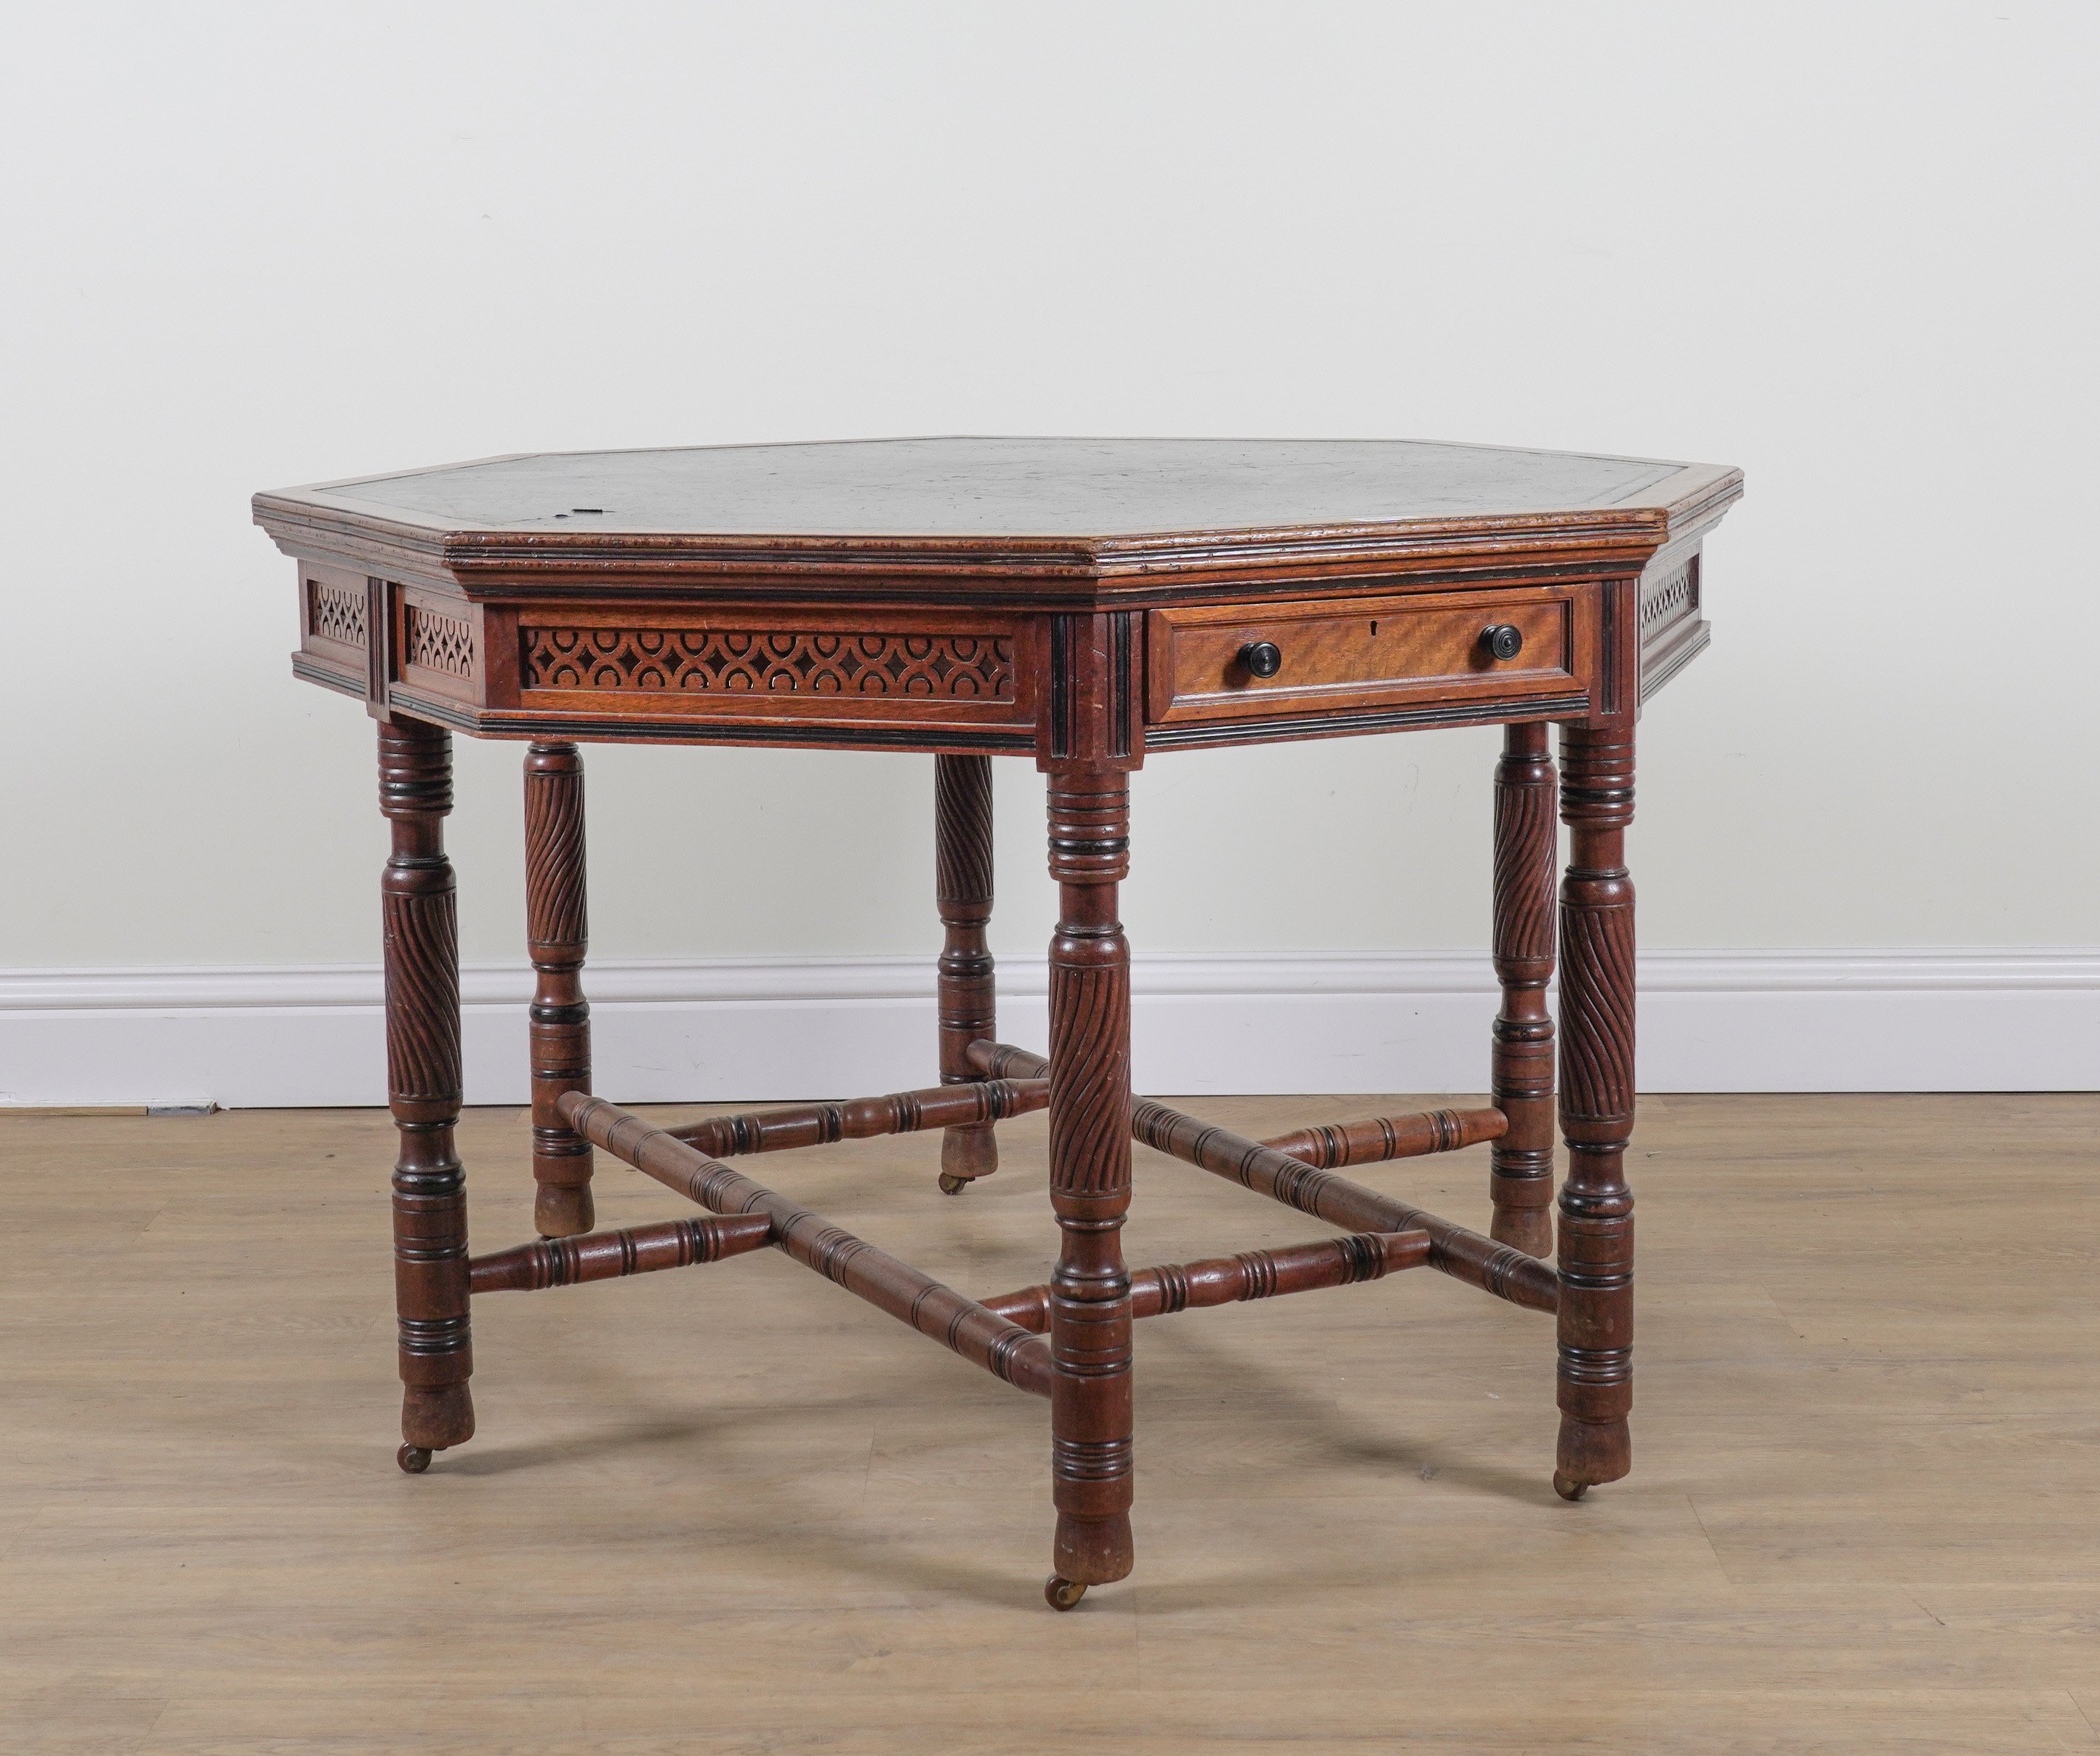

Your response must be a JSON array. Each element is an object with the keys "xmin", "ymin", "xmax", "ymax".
[{"xmin": 257, "ymin": 436, "xmax": 1742, "ymax": 1605}]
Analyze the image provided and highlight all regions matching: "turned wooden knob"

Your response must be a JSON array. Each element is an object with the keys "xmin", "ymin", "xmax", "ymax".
[
  {"xmin": 1480, "ymin": 624, "xmax": 1524, "ymax": 661},
  {"xmin": 1239, "ymin": 640, "xmax": 1283, "ymax": 678}
]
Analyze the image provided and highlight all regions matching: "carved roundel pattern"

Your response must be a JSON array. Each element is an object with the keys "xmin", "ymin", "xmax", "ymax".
[{"xmin": 522, "ymin": 628, "xmax": 1016, "ymax": 699}]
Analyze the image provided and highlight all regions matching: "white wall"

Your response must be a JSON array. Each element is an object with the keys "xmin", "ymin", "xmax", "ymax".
[{"xmin": 2, "ymin": 2, "xmax": 2095, "ymax": 1100}]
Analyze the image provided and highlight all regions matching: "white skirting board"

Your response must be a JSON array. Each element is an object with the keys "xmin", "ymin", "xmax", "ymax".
[{"xmin": 0, "ymin": 950, "xmax": 2093, "ymax": 1108}]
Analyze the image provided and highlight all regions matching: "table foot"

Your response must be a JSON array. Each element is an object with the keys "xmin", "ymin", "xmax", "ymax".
[
  {"xmin": 1554, "ymin": 1406, "xmax": 1630, "ymax": 1504},
  {"xmin": 1053, "ymin": 1508, "xmax": 1133, "ymax": 1587},
  {"xmin": 1490, "ymin": 1207, "xmax": 1554, "ymax": 1259},
  {"xmin": 401, "ymin": 1380, "xmax": 475, "ymax": 1451},
  {"xmin": 398, "ymin": 1444, "xmax": 433, "ymax": 1475},
  {"xmin": 938, "ymin": 1120, "xmax": 998, "ymax": 1193},
  {"xmin": 534, "ymin": 1183, "xmax": 594, "ymax": 1239},
  {"xmin": 1045, "ymin": 1574, "xmax": 1087, "ymax": 1611}
]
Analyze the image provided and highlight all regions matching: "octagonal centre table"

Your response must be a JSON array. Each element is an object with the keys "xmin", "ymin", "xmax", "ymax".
[{"xmin": 254, "ymin": 436, "xmax": 1743, "ymax": 1608}]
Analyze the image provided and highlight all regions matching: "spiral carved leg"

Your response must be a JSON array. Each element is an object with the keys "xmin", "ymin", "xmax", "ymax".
[
  {"xmin": 1490, "ymin": 722, "xmax": 1558, "ymax": 1257},
  {"xmin": 1044, "ymin": 767, "xmax": 1135, "ymax": 1590},
  {"xmin": 935, "ymin": 754, "xmax": 999, "ymax": 1191},
  {"xmin": 526, "ymin": 742, "xmax": 594, "ymax": 1239},
  {"xmin": 381, "ymin": 718, "xmax": 474, "ymax": 1462},
  {"xmin": 1554, "ymin": 721, "xmax": 1636, "ymax": 1495}
]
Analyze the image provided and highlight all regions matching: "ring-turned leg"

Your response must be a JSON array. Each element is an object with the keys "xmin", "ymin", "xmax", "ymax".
[
  {"xmin": 526, "ymin": 742, "xmax": 594, "ymax": 1238},
  {"xmin": 1043, "ymin": 765, "xmax": 1135, "ymax": 1595},
  {"xmin": 934, "ymin": 754, "xmax": 998, "ymax": 1193},
  {"xmin": 1553, "ymin": 721, "xmax": 1636, "ymax": 1499},
  {"xmin": 1489, "ymin": 722, "xmax": 1558, "ymax": 1257},
  {"xmin": 380, "ymin": 718, "xmax": 473, "ymax": 1471}
]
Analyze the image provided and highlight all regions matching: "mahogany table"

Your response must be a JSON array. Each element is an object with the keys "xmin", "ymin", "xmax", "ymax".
[{"xmin": 254, "ymin": 437, "xmax": 1743, "ymax": 1608}]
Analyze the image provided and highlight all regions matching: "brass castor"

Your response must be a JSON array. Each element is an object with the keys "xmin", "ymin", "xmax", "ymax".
[
  {"xmin": 938, "ymin": 1173, "xmax": 972, "ymax": 1196},
  {"xmin": 1045, "ymin": 1574, "xmax": 1087, "ymax": 1611},
  {"xmin": 398, "ymin": 1444, "xmax": 433, "ymax": 1475},
  {"xmin": 1553, "ymin": 1472, "xmax": 1588, "ymax": 1502}
]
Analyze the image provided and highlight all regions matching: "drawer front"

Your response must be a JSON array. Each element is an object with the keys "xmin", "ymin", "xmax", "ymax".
[
  {"xmin": 1145, "ymin": 585, "xmax": 1593, "ymax": 730},
  {"xmin": 483, "ymin": 603, "xmax": 1041, "ymax": 749}
]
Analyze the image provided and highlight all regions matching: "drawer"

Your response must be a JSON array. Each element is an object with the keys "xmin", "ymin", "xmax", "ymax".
[
  {"xmin": 481, "ymin": 601, "xmax": 1042, "ymax": 750},
  {"xmin": 1144, "ymin": 585, "xmax": 1593, "ymax": 730}
]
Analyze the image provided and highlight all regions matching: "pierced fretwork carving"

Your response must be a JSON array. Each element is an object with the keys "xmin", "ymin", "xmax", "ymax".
[
  {"xmin": 308, "ymin": 578, "xmax": 368, "ymax": 648},
  {"xmin": 522, "ymin": 628, "xmax": 1015, "ymax": 699},
  {"xmin": 404, "ymin": 604, "xmax": 475, "ymax": 678},
  {"xmin": 1638, "ymin": 557, "xmax": 1699, "ymax": 637}
]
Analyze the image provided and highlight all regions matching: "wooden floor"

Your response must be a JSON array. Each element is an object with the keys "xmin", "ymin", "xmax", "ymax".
[{"xmin": 2, "ymin": 1093, "xmax": 2095, "ymax": 1755}]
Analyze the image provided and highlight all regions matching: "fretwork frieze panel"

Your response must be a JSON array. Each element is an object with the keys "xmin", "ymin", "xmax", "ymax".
[
  {"xmin": 1639, "ymin": 557, "xmax": 1698, "ymax": 636},
  {"xmin": 404, "ymin": 604, "xmax": 476, "ymax": 678},
  {"xmin": 522, "ymin": 628, "xmax": 1017, "ymax": 699},
  {"xmin": 308, "ymin": 577, "xmax": 367, "ymax": 648}
]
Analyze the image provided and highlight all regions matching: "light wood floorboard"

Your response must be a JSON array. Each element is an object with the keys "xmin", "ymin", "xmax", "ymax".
[{"xmin": 1, "ymin": 1093, "xmax": 2094, "ymax": 1754}]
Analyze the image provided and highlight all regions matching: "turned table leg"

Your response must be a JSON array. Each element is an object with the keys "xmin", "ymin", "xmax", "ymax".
[
  {"xmin": 1553, "ymin": 721, "xmax": 1636, "ymax": 1499},
  {"xmin": 379, "ymin": 718, "xmax": 473, "ymax": 1472},
  {"xmin": 934, "ymin": 753, "xmax": 998, "ymax": 1193},
  {"xmin": 1489, "ymin": 722, "xmax": 1558, "ymax": 1257},
  {"xmin": 1043, "ymin": 765, "xmax": 1135, "ymax": 1603},
  {"xmin": 525, "ymin": 742, "xmax": 595, "ymax": 1238}
]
